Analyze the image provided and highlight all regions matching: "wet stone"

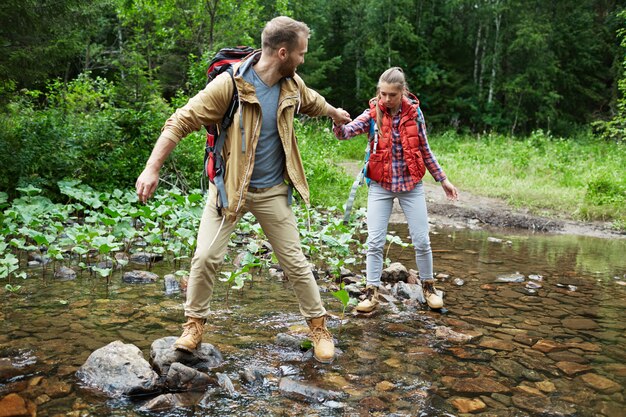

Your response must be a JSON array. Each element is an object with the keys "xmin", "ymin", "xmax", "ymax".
[
  {"xmin": 216, "ymin": 372, "xmax": 238, "ymax": 398},
  {"xmin": 130, "ymin": 252, "xmax": 163, "ymax": 264},
  {"xmin": 479, "ymin": 338, "xmax": 516, "ymax": 351},
  {"xmin": 76, "ymin": 340, "xmax": 159, "ymax": 397},
  {"xmin": 150, "ymin": 337, "xmax": 223, "ymax": 378},
  {"xmin": 579, "ymin": 373, "xmax": 623, "ymax": 394},
  {"xmin": 435, "ymin": 326, "xmax": 479, "ymax": 344},
  {"xmin": 393, "ymin": 281, "xmax": 424, "ymax": 303},
  {"xmin": 122, "ymin": 270, "xmax": 159, "ymax": 284},
  {"xmin": 513, "ymin": 334, "xmax": 538, "ymax": 346},
  {"xmin": 381, "ymin": 262, "xmax": 408, "ymax": 283},
  {"xmin": 278, "ymin": 377, "xmax": 344, "ymax": 404},
  {"xmin": 163, "ymin": 274, "xmax": 180, "ymax": 294},
  {"xmin": 535, "ymin": 380, "xmax": 557, "ymax": 393},
  {"xmin": 0, "ymin": 393, "xmax": 33, "ymax": 417},
  {"xmin": 358, "ymin": 396, "xmax": 387, "ymax": 411},
  {"xmin": 532, "ymin": 339, "xmax": 566, "ymax": 353},
  {"xmin": 491, "ymin": 392, "xmax": 512, "ymax": 406},
  {"xmin": 164, "ymin": 362, "xmax": 214, "ymax": 392},
  {"xmin": 240, "ymin": 367, "xmax": 265, "ymax": 387},
  {"xmin": 447, "ymin": 347, "xmax": 494, "ymax": 361},
  {"xmin": 140, "ymin": 392, "xmax": 204, "ymax": 412},
  {"xmin": 561, "ymin": 318, "xmax": 599, "ymax": 330},
  {"xmin": 555, "ymin": 361, "xmax": 592, "ymax": 376},
  {"xmin": 375, "ymin": 381, "xmax": 395, "ymax": 392},
  {"xmin": 547, "ymin": 350, "xmax": 588, "ymax": 364},
  {"xmin": 275, "ymin": 333, "xmax": 305, "ymax": 350},
  {"xmin": 495, "ymin": 272, "xmax": 525, "ymax": 283},
  {"xmin": 450, "ymin": 396, "xmax": 487, "ymax": 413},
  {"xmin": 464, "ymin": 316, "xmax": 503, "ymax": 327},
  {"xmin": 53, "ymin": 266, "xmax": 76, "ymax": 281},
  {"xmin": 450, "ymin": 377, "xmax": 510, "ymax": 394},
  {"xmin": 491, "ymin": 358, "xmax": 530, "ymax": 382}
]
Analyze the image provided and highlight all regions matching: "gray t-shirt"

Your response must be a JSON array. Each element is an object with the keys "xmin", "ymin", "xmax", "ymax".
[{"xmin": 242, "ymin": 66, "xmax": 285, "ymax": 188}]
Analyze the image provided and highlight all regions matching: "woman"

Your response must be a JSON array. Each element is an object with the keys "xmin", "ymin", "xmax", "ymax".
[{"xmin": 334, "ymin": 67, "xmax": 458, "ymax": 312}]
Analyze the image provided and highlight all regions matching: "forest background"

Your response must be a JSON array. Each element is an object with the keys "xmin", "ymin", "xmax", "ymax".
[{"xmin": 0, "ymin": 0, "xmax": 624, "ymax": 226}]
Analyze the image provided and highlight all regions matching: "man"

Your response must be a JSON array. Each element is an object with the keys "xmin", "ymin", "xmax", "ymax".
[{"xmin": 135, "ymin": 16, "xmax": 351, "ymax": 363}]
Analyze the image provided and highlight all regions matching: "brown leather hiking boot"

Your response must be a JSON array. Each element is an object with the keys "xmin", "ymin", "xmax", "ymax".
[
  {"xmin": 173, "ymin": 317, "xmax": 205, "ymax": 352},
  {"xmin": 422, "ymin": 280, "xmax": 443, "ymax": 309},
  {"xmin": 356, "ymin": 285, "xmax": 379, "ymax": 313},
  {"xmin": 307, "ymin": 316, "xmax": 335, "ymax": 363}
]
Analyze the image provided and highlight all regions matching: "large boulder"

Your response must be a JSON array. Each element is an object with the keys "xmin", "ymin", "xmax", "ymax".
[
  {"xmin": 150, "ymin": 337, "xmax": 223, "ymax": 379},
  {"xmin": 76, "ymin": 340, "xmax": 159, "ymax": 397}
]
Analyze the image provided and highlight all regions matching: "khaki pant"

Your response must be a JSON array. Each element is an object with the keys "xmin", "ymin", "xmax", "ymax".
[{"xmin": 184, "ymin": 183, "xmax": 326, "ymax": 319}]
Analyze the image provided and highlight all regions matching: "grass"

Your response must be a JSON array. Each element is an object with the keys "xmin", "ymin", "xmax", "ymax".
[{"xmin": 298, "ymin": 122, "xmax": 626, "ymax": 231}]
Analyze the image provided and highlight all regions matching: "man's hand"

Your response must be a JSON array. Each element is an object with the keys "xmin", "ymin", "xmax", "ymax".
[
  {"xmin": 135, "ymin": 166, "xmax": 160, "ymax": 203},
  {"xmin": 329, "ymin": 106, "xmax": 351, "ymax": 125}
]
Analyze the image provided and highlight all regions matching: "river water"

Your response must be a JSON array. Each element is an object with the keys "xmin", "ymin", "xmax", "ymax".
[{"xmin": 1, "ymin": 225, "xmax": 625, "ymax": 416}]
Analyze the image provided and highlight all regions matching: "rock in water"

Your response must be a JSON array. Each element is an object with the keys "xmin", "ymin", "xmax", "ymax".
[
  {"xmin": 165, "ymin": 362, "xmax": 215, "ymax": 392},
  {"xmin": 216, "ymin": 372, "xmax": 238, "ymax": 397},
  {"xmin": 278, "ymin": 377, "xmax": 344, "ymax": 403},
  {"xmin": 76, "ymin": 340, "xmax": 159, "ymax": 397},
  {"xmin": 150, "ymin": 336, "xmax": 223, "ymax": 378}
]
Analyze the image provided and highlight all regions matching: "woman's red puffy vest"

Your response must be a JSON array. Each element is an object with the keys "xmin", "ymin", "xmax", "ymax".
[{"xmin": 366, "ymin": 95, "xmax": 425, "ymax": 184}]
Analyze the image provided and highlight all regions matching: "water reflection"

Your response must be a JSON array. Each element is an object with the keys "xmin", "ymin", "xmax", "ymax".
[{"xmin": 1, "ymin": 226, "xmax": 625, "ymax": 416}]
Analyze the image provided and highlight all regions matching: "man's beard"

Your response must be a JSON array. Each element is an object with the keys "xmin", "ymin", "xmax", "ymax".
[{"xmin": 279, "ymin": 56, "xmax": 297, "ymax": 77}]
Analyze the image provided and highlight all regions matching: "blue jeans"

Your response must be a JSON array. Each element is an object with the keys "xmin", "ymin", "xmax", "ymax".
[{"xmin": 365, "ymin": 181, "xmax": 434, "ymax": 287}]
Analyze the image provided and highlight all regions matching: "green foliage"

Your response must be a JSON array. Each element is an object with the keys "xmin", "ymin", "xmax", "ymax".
[{"xmin": 432, "ymin": 129, "xmax": 626, "ymax": 227}]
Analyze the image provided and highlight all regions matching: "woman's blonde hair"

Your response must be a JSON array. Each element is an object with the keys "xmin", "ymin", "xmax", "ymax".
[{"xmin": 375, "ymin": 67, "xmax": 409, "ymax": 130}]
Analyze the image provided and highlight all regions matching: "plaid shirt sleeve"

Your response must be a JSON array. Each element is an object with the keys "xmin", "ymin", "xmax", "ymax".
[
  {"xmin": 417, "ymin": 115, "xmax": 447, "ymax": 182},
  {"xmin": 333, "ymin": 109, "xmax": 372, "ymax": 140}
]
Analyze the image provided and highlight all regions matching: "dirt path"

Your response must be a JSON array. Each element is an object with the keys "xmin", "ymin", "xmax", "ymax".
[{"xmin": 338, "ymin": 161, "xmax": 625, "ymax": 239}]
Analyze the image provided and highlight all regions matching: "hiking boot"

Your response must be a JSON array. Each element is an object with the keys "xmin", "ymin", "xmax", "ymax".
[
  {"xmin": 173, "ymin": 317, "xmax": 205, "ymax": 352},
  {"xmin": 422, "ymin": 280, "xmax": 443, "ymax": 309},
  {"xmin": 307, "ymin": 316, "xmax": 335, "ymax": 363},
  {"xmin": 356, "ymin": 285, "xmax": 380, "ymax": 313}
]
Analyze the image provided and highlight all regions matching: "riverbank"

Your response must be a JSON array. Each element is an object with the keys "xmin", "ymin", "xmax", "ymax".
[
  {"xmin": 419, "ymin": 181, "xmax": 626, "ymax": 240},
  {"xmin": 338, "ymin": 161, "xmax": 625, "ymax": 240}
]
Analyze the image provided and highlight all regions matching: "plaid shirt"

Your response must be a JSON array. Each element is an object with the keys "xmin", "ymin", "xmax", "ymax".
[{"xmin": 334, "ymin": 108, "xmax": 446, "ymax": 192}]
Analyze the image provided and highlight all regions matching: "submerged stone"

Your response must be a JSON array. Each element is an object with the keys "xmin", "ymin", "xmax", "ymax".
[
  {"xmin": 495, "ymin": 272, "xmax": 525, "ymax": 283},
  {"xmin": 450, "ymin": 377, "xmax": 510, "ymax": 394},
  {"xmin": 278, "ymin": 377, "xmax": 344, "ymax": 404},
  {"xmin": 450, "ymin": 396, "xmax": 487, "ymax": 413},
  {"xmin": 579, "ymin": 373, "xmax": 622, "ymax": 394},
  {"xmin": 434, "ymin": 326, "xmax": 474, "ymax": 344},
  {"xmin": 140, "ymin": 392, "xmax": 204, "ymax": 412}
]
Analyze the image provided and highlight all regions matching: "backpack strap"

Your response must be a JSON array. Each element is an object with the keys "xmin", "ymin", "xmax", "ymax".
[{"xmin": 204, "ymin": 67, "xmax": 239, "ymax": 210}]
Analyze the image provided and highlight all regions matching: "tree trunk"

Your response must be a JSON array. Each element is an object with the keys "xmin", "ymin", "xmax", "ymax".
[
  {"xmin": 479, "ymin": 24, "xmax": 489, "ymax": 99},
  {"xmin": 474, "ymin": 24, "xmax": 483, "ymax": 85},
  {"xmin": 206, "ymin": 0, "xmax": 220, "ymax": 51},
  {"xmin": 487, "ymin": 2, "xmax": 501, "ymax": 105}
]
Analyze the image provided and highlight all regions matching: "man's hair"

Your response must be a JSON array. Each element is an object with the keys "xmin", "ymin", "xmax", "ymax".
[{"xmin": 261, "ymin": 16, "xmax": 310, "ymax": 51}]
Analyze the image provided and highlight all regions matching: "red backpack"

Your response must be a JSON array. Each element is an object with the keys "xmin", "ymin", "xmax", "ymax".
[{"xmin": 202, "ymin": 46, "xmax": 255, "ymax": 210}]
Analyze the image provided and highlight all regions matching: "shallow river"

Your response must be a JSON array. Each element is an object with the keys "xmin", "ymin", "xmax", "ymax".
[{"xmin": 1, "ymin": 225, "xmax": 625, "ymax": 416}]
